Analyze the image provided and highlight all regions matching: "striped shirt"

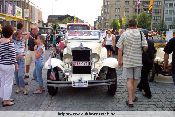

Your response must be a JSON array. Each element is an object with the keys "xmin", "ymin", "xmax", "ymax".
[
  {"xmin": 116, "ymin": 29, "xmax": 148, "ymax": 68},
  {"xmin": 0, "ymin": 41, "xmax": 17, "ymax": 65},
  {"xmin": 14, "ymin": 39, "xmax": 25, "ymax": 56}
]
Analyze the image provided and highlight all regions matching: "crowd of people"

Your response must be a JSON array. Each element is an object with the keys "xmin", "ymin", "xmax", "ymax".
[
  {"xmin": 104, "ymin": 19, "xmax": 174, "ymax": 108},
  {"xmin": 0, "ymin": 19, "xmax": 174, "ymax": 109},
  {"xmin": 0, "ymin": 23, "xmax": 45, "ymax": 107}
]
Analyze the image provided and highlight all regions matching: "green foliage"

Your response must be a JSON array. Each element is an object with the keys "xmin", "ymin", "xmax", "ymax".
[
  {"xmin": 126, "ymin": 13, "xmax": 151, "ymax": 29},
  {"xmin": 51, "ymin": 23, "xmax": 60, "ymax": 31},
  {"xmin": 156, "ymin": 21, "xmax": 167, "ymax": 32},
  {"xmin": 110, "ymin": 19, "xmax": 119, "ymax": 30},
  {"xmin": 137, "ymin": 12, "xmax": 151, "ymax": 29}
]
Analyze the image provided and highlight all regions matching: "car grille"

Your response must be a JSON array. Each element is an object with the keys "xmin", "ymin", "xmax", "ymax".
[{"xmin": 72, "ymin": 47, "xmax": 91, "ymax": 74}]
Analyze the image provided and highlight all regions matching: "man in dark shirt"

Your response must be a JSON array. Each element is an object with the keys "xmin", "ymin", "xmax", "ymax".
[
  {"xmin": 164, "ymin": 37, "xmax": 175, "ymax": 111},
  {"xmin": 138, "ymin": 33, "xmax": 156, "ymax": 99},
  {"xmin": 164, "ymin": 37, "xmax": 175, "ymax": 85},
  {"xmin": 25, "ymin": 25, "xmax": 39, "ymax": 78}
]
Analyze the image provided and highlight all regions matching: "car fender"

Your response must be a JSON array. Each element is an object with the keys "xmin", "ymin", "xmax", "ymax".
[
  {"xmin": 101, "ymin": 58, "xmax": 118, "ymax": 68},
  {"xmin": 44, "ymin": 57, "xmax": 64, "ymax": 71},
  {"xmin": 100, "ymin": 47, "xmax": 107, "ymax": 59}
]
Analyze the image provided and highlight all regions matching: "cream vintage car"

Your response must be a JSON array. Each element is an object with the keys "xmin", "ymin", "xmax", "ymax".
[
  {"xmin": 149, "ymin": 47, "xmax": 173, "ymax": 83},
  {"xmin": 45, "ymin": 30, "xmax": 118, "ymax": 96}
]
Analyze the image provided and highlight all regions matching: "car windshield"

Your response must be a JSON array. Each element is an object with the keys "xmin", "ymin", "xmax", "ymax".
[
  {"xmin": 67, "ymin": 25, "xmax": 90, "ymax": 30},
  {"xmin": 67, "ymin": 30, "xmax": 100, "ymax": 40}
]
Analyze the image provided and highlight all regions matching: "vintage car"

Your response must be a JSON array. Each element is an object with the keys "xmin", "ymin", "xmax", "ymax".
[
  {"xmin": 45, "ymin": 30, "xmax": 118, "ymax": 96},
  {"xmin": 149, "ymin": 47, "xmax": 173, "ymax": 82}
]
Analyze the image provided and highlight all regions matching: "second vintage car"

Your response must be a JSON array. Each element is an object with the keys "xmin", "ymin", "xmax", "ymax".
[{"xmin": 45, "ymin": 30, "xmax": 118, "ymax": 96}]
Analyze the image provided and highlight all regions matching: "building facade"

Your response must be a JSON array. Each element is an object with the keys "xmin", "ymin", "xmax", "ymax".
[
  {"xmin": 0, "ymin": 0, "xmax": 42, "ymax": 31},
  {"xmin": 101, "ymin": 0, "xmax": 164, "ymax": 30},
  {"xmin": 164, "ymin": 0, "xmax": 175, "ymax": 30}
]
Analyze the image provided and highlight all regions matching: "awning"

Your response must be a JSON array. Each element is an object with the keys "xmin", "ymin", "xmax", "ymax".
[
  {"xmin": 0, "ymin": 13, "xmax": 25, "ymax": 21},
  {"xmin": 0, "ymin": 13, "xmax": 6, "ymax": 20}
]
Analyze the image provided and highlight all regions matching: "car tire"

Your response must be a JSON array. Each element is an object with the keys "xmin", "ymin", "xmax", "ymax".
[
  {"xmin": 107, "ymin": 68, "xmax": 117, "ymax": 96},
  {"xmin": 47, "ymin": 86, "xmax": 58, "ymax": 96}
]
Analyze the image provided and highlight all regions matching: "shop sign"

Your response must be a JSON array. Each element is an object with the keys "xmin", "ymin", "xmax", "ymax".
[
  {"xmin": 24, "ymin": 9, "xmax": 29, "ymax": 17},
  {"xmin": 15, "ymin": 6, "xmax": 22, "ymax": 18},
  {"xmin": 6, "ymin": 2, "xmax": 13, "ymax": 15}
]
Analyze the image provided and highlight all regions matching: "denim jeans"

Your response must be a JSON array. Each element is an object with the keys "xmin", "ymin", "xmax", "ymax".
[
  {"xmin": 15, "ymin": 59, "xmax": 25, "ymax": 87},
  {"xmin": 172, "ymin": 74, "xmax": 175, "ymax": 85},
  {"xmin": 33, "ymin": 61, "xmax": 44, "ymax": 87}
]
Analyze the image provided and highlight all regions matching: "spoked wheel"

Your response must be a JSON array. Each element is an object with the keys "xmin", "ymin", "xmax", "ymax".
[
  {"xmin": 47, "ymin": 69, "xmax": 58, "ymax": 96},
  {"xmin": 107, "ymin": 67, "xmax": 117, "ymax": 96}
]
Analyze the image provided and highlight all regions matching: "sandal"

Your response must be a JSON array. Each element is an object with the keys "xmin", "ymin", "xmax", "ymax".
[
  {"xmin": 15, "ymin": 88, "xmax": 21, "ymax": 94},
  {"xmin": 2, "ymin": 102, "xmax": 15, "ymax": 107},
  {"xmin": 23, "ymin": 89, "xmax": 28, "ymax": 95},
  {"xmin": 126, "ymin": 101, "xmax": 134, "ymax": 107},
  {"xmin": 33, "ymin": 89, "xmax": 43, "ymax": 94}
]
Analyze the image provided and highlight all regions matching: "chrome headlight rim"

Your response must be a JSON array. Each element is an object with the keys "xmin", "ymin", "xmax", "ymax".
[
  {"xmin": 90, "ymin": 53, "xmax": 100, "ymax": 63},
  {"xmin": 63, "ymin": 53, "xmax": 73, "ymax": 64},
  {"xmin": 64, "ymin": 68, "xmax": 72, "ymax": 76},
  {"xmin": 91, "ymin": 68, "xmax": 98, "ymax": 75}
]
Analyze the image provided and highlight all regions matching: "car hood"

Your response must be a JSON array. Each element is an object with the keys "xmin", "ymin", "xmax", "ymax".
[{"xmin": 66, "ymin": 40, "xmax": 102, "ymax": 54}]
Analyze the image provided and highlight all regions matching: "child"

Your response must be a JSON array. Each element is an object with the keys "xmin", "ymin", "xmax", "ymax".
[
  {"xmin": 14, "ymin": 30, "xmax": 30, "ymax": 95},
  {"xmin": 33, "ymin": 35, "xmax": 45, "ymax": 94},
  {"xmin": 58, "ymin": 37, "xmax": 65, "ymax": 60}
]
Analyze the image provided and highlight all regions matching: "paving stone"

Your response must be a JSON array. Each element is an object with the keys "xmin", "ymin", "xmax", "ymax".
[{"xmin": 0, "ymin": 50, "xmax": 174, "ymax": 111}]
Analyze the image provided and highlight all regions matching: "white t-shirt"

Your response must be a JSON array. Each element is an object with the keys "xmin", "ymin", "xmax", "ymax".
[{"xmin": 105, "ymin": 34, "xmax": 113, "ymax": 45}]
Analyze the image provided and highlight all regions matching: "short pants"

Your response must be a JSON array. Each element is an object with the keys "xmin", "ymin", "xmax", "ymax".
[
  {"xmin": 123, "ymin": 67, "xmax": 142, "ymax": 80},
  {"xmin": 105, "ymin": 45, "xmax": 113, "ymax": 51}
]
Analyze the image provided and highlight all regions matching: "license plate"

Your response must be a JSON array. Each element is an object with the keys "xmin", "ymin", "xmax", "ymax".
[
  {"xmin": 72, "ymin": 79, "xmax": 88, "ymax": 87},
  {"xmin": 72, "ymin": 61, "xmax": 90, "ymax": 66}
]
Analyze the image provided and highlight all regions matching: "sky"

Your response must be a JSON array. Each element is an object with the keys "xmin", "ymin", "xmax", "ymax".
[{"xmin": 30, "ymin": 0, "xmax": 103, "ymax": 25}]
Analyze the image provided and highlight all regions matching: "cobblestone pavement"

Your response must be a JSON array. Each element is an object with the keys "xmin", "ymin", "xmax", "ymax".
[{"xmin": 0, "ymin": 50, "xmax": 175, "ymax": 111}]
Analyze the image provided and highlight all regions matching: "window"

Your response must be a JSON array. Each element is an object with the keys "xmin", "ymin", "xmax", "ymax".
[
  {"xmin": 115, "ymin": 15, "xmax": 120, "ymax": 19},
  {"xmin": 154, "ymin": 1, "xmax": 161, "ymax": 6},
  {"xmin": 105, "ymin": 0, "xmax": 109, "ymax": 6},
  {"xmin": 125, "ymin": 8, "xmax": 129, "ymax": 13},
  {"xmin": 169, "ymin": 25, "xmax": 173, "ymax": 29},
  {"xmin": 153, "ymin": 9, "xmax": 161, "ymax": 14},
  {"xmin": 153, "ymin": 16, "xmax": 161, "ymax": 21},
  {"xmin": 125, "ymin": 1, "xmax": 129, "ymax": 5},
  {"xmin": 169, "ymin": 3, "xmax": 173, "ymax": 8},
  {"xmin": 165, "ymin": 3, "xmax": 168, "ymax": 7},
  {"xmin": 115, "ymin": 8, "xmax": 120, "ymax": 12},
  {"xmin": 165, "ymin": 17, "xmax": 172, "ymax": 21},
  {"xmin": 169, "ymin": 10, "xmax": 175, "ymax": 15},
  {"xmin": 165, "ymin": 10, "xmax": 168, "ymax": 14}
]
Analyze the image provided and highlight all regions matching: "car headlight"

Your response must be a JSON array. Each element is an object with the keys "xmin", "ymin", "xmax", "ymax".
[
  {"xmin": 90, "ymin": 53, "xmax": 100, "ymax": 63},
  {"xmin": 64, "ymin": 69, "xmax": 72, "ymax": 76},
  {"xmin": 63, "ymin": 54, "xmax": 73, "ymax": 64},
  {"xmin": 91, "ymin": 68, "xmax": 98, "ymax": 75}
]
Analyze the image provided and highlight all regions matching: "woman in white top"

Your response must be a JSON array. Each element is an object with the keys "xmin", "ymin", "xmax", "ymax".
[{"xmin": 105, "ymin": 30, "xmax": 115, "ymax": 57}]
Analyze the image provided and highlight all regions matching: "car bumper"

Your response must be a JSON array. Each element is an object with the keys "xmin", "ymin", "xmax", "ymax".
[{"xmin": 47, "ymin": 79, "xmax": 116, "ymax": 87}]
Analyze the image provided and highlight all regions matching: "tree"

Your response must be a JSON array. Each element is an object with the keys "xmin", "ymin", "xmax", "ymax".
[
  {"xmin": 137, "ymin": 12, "xmax": 151, "ymax": 29},
  {"xmin": 51, "ymin": 23, "xmax": 60, "ymax": 32},
  {"xmin": 110, "ymin": 19, "xmax": 119, "ymax": 30},
  {"xmin": 155, "ymin": 21, "xmax": 167, "ymax": 32}
]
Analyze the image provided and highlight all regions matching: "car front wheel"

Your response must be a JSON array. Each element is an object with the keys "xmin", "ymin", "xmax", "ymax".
[
  {"xmin": 107, "ymin": 68, "xmax": 117, "ymax": 96},
  {"xmin": 47, "ymin": 86, "xmax": 58, "ymax": 96}
]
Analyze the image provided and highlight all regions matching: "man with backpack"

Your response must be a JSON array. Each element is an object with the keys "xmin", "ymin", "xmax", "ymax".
[{"xmin": 137, "ymin": 30, "xmax": 156, "ymax": 99}]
